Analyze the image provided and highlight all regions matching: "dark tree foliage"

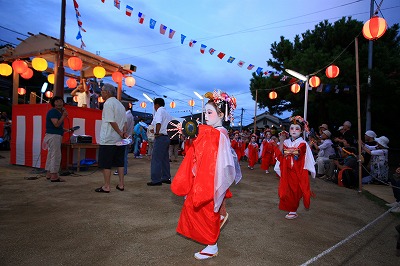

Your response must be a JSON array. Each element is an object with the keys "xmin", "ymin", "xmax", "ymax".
[{"xmin": 250, "ymin": 17, "xmax": 400, "ymax": 149}]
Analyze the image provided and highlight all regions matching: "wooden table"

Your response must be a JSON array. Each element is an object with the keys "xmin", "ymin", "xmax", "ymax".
[{"xmin": 63, "ymin": 143, "xmax": 99, "ymax": 172}]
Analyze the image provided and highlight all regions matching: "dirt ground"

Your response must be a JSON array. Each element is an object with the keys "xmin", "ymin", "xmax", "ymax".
[{"xmin": 0, "ymin": 150, "xmax": 399, "ymax": 266}]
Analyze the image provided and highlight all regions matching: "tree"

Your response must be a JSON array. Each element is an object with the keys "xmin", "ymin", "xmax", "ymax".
[{"xmin": 250, "ymin": 17, "xmax": 400, "ymax": 150}]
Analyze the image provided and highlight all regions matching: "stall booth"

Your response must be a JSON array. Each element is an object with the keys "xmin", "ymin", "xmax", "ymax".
[{"xmin": 1, "ymin": 33, "xmax": 137, "ymax": 169}]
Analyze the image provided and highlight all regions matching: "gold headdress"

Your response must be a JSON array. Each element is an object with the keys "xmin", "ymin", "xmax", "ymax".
[
  {"xmin": 289, "ymin": 115, "xmax": 309, "ymax": 132},
  {"xmin": 204, "ymin": 90, "xmax": 237, "ymax": 122}
]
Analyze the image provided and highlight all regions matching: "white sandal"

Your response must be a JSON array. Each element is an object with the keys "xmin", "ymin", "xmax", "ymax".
[{"xmin": 285, "ymin": 213, "xmax": 298, "ymax": 220}]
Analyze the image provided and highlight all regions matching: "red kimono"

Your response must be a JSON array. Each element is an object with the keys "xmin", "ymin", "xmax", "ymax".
[
  {"xmin": 273, "ymin": 138, "xmax": 316, "ymax": 212},
  {"xmin": 246, "ymin": 142, "xmax": 259, "ymax": 168},
  {"xmin": 231, "ymin": 138, "xmax": 244, "ymax": 161},
  {"xmin": 260, "ymin": 139, "xmax": 275, "ymax": 170},
  {"xmin": 171, "ymin": 125, "xmax": 238, "ymax": 245}
]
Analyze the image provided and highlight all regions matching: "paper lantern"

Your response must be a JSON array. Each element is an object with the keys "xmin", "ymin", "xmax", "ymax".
[
  {"xmin": 363, "ymin": 16, "xmax": 387, "ymax": 41},
  {"xmin": 269, "ymin": 91, "xmax": 277, "ymax": 100},
  {"xmin": 68, "ymin": 56, "xmax": 82, "ymax": 71},
  {"xmin": 18, "ymin": 88, "xmax": 26, "ymax": 95},
  {"xmin": 290, "ymin": 84, "xmax": 300, "ymax": 94},
  {"xmin": 66, "ymin": 78, "xmax": 77, "ymax": 89},
  {"xmin": 20, "ymin": 68, "xmax": 33, "ymax": 79},
  {"xmin": 111, "ymin": 71, "xmax": 123, "ymax": 83},
  {"xmin": 93, "ymin": 66, "xmax": 106, "ymax": 79},
  {"xmin": 125, "ymin": 76, "xmax": 136, "ymax": 87},
  {"xmin": 188, "ymin": 99, "xmax": 195, "ymax": 107},
  {"xmin": 47, "ymin": 74, "xmax": 55, "ymax": 84},
  {"xmin": 98, "ymin": 96, "xmax": 105, "ymax": 103},
  {"xmin": 140, "ymin": 101, "xmax": 147, "ymax": 108},
  {"xmin": 309, "ymin": 76, "xmax": 320, "ymax": 88},
  {"xmin": 12, "ymin": 60, "xmax": 28, "ymax": 74},
  {"xmin": 32, "ymin": 57, "xmax": 48, "ymax": 71},
  {"xmin": 326, "ymin": 65, "xmax": 340, "ymax": 79},
  {"xmin": 45, "ymin": 91, "xmax": 53, "ymax": 98},
  {"xmin": 0, "ymin": 63, "xmax": 12, "ymax": 76},
  {"xmin": 73, "ymin": 96, "xmax": 78, "ymax": 102},
  {"xmin": 170, "ymin": 101, "xmax": 176, "ymax": 108}
]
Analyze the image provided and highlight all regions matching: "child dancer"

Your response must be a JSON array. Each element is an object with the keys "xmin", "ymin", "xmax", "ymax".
[
  {"xmin": 246, "ymin": 134, "xmax": 259, "ymax": 170},
  {"xmin": 231, "ymin": 130, "xmax": 244, "ymax": 162},
  {"xmin": 260, "ymin": 130, "xmax": 275, "ymax": 174},
  {"xmin": 171, "ymin": 90, "xmax": 242, "ymax": 260},
  {"xmin": 273, "ymin": 116, "xmax": 315, "ymax": 219}
]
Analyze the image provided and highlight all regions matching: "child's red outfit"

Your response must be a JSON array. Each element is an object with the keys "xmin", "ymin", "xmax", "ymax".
[
  {"xmin": 273, "ymin": 137, "xmax": 315, "ymax": 212},
  {"xmin": 171, "ymin": 125, "xmax": 241, "ymax": 245},
  {"xmin": 246, "ymin": 141, "xmax": 259, "ymax": 168},
  {"xmin": 231, "ymin": 138, "xmax": 244, "ymax": 162},
  {"xmin": 260, "ymin": 138, "xmax": 275, "ymax": 170}
]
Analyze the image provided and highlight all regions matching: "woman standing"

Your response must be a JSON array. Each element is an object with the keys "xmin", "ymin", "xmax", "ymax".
[{"xmin": 44, "ymin": 96, "xmax": 68, "ymax": 182}]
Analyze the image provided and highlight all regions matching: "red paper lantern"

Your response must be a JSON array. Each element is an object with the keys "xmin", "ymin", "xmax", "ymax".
[
  {"xmin": 363, "ymin": 16, "xmax": 387, "ymax": 41},
  {"xmin": 309, "ymin": 76, "xmax": 320, "ymax": 88},
  {"xmin": 290, "ymin": 84, "xmax": 300, "ymax": 94},
  {"xmin": 112, "ymin": 71, "xmax": 123, "ymax": 83},
  {"xmin": 325, "ymin": 65, "xmax": 340, "ymax": 79},
  {"xmin": 140, "ymin": 101, "xmax": 147, "ymax": 108},
  {"xmin": 170, "ymin": 101, "xmax": 176, "ymax": 108},
  {"xmin": 188, "ymin": 99, "xmax": 195, "ymax": 107},
  {"xmin": 12, "ymin": 60, "xmax": 28, "ymax": 74},
  {"xmin": 125, "ymin": 76, "xmax": 136, "ymax": 87},
  {"xmin": 18, "ymin": 88, "xmax": 26, "ymax": 95},
  {"xmin": 45, "ymin": 91, "xmax": 53, "ymax": 98},
  {"xmin": 269, "ymin": 91, "xmax": 277, "ymax": 100},
  {"xmin": 66, "ymin": 78, "xmax": 77, "ymax": 89},
  {"xmin": 20, "ymin": 68, "xmax": 33, "ymax": 79},
  {"xmin": 68, "ymin": 56, "xmax": 83, "ymax": 71}
]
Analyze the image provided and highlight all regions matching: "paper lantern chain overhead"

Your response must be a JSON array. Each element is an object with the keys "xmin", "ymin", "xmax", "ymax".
[
  {"xmin": 112, "ymin": 71, "xmax": 123, "ymax": 83},
  {"xmin": 68, "ymin": 56, "xmax": 83, "ymax": 71},
  {"xmin": 93, "ymin": 66, "xmax": 106, "ymax": 79},
  {"xmin": 0, "ymin": 63, "xmax": 12, "ymax": 76},
  {"xmin": 269, "ymin": 91, "xmax": 277, "ymax": 100},
  {"xmin": 309, "ymin": 76, "xmax": 321, "ymax": 88},
  {"xmin": 66, "ymin": 78, "xmax": 77, "ymax": 89},
  {"xmin": 326, "ymin": 65, "xmax": 340, "ymax": 79},
  {"xmin": 12, "ymin": 60, "xmax": 28, "ymax": 74},
  {"xmin": 170, "ymin": 101, "xmax": 176, "ymax": 108},
  {"xmin": 125, "ymin": 76, "xmax": 136, "ymax": 87},
  {"xmin": 32, "ymin": 57, "xmax": 48, "ymax": 71},
  {"xmin": 290, "ymin": 84, "xmax": 300, "ymax": 94}
]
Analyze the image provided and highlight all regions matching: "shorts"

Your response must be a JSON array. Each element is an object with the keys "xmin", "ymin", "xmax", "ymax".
[{"xmin": 98, "ymin": 145, "xmax": 125, "ymax": 169}]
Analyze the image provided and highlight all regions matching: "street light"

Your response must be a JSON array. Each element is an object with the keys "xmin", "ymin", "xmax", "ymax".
[
  {"xmin": 193, "ymin": 91, "xmax": 204, "ymax": 124},
  {"xmin": 143, "ymin": 93, "xmax": 154, "ymax": 115},
  {"xmin": 285, "ymin": 69, "xmax": 309, "ymax": 121},
  {"xmin": 40, "ymin": 82, "xmax": 48, "ymax": 103}
]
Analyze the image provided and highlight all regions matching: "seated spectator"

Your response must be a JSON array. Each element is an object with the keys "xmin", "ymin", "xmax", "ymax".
[
  {"xmin": 361, "ymin": 130, "xmax": 377, "ymax": 183},
  {"xmin": 334, "ymin": 121, "xmax": 356, "ymax": 148},
  {"xmin": 310, "ymin": 130, "xmax": 336, "ymax": 178},
  {"xmin": 324, "ymin": 147, "xmax": 358, "ymax": 188},
  {"xmin": 361, "ymin": 136, "xmax": 389, "ymax": 184}
]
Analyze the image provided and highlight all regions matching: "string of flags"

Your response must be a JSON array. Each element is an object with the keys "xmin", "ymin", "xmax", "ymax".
[
  {"xmin": 73, "ymin": 0, "xmax": 86, "ymax": 49},
  {"xmin": 99, "ymin": 0, "xmax": 277, "ymax": 76}
]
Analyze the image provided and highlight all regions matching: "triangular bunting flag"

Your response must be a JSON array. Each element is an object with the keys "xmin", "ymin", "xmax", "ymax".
[
  {"xmin": 324, "ymin": 84, "xmax": 331, "ymax": 93},
  {"xmin": 200, "ymin": 44, "xmax": 207, "ymax": 54},
  {"xmin": 316, "ymin": 83, "xmax": 323, "ymax": 92},
  {"xmin": 168, "ymin": 29, "xmax": 176, "ymax": 39},
  {"xmin": 180, "ymin": 34, "xmax": 186, "ymax": 44},
  {"xmin": 334, "ymin": 85, "xmax": 339, "ymax": 93},
  {"xmin": 256, "ymin": 67, "xmax": 263, "ymax": 75},
  {"xmin": 209, "ymin": 48, "xmax": 216, "ymax": 55},
  {"xmin": 189, "ymin": 39, "xmax": 197, "ymax": 47},
  {"xmin": 138, "ymin": 12, "xmax": 145, "ymax": 24},
  {"xmin": 76, "ymin": 31, "xmax": 82, "ymax": 40}
]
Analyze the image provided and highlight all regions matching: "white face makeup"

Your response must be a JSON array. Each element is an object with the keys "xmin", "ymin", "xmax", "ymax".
[
  {"xmin": 289, "ymin": 124, "xmax": 302, "ymax": 139},
  {"xmin": 204, "ymin": 103, "xmax": 223, "ymax": 127},
  {"xmin": 265, "ymin": 132, "xmax": 272, "ymax": 139}
]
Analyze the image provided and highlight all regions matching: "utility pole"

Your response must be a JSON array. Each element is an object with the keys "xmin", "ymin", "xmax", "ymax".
[
  {"xmin": 55, "ymin": 0, "xmax": 66, "ymax": 98},
  {"xmin": 240, "ymin": 108, "xmax": 244, "ymax": 131},
  {"xmin": 365, "ymin": 0, "xmax": 374, "ymax": 130}
]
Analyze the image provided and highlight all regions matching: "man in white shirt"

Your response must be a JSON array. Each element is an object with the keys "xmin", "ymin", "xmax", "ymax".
[
  {"xmin": 95, "ymin": 83, "xmax": 127, "ymax": 193},
  {"xmin": 310, "ymin": 130, "xmax": 336, "ymax": 178},
  {"xmin": 147, "ymin": 98, "xmax": 173, "ymax": 186}
]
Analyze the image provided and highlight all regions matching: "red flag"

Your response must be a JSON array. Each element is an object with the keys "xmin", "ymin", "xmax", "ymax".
[
  {"xmin": 101, "ymin": 0, "xmax": 105, "ymax": 2},
  {"xmin": 217, "ymin": 52, "xmax": 225, "ymax": 59},
  {"xmin": 73, "ymin": 0, "xmax": 79, "ymax": 8}
]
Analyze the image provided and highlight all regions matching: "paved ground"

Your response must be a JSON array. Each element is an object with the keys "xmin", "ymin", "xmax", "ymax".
[{"xmin": 0, "ymin": 150, "xmax": 399, "ymax": 266}]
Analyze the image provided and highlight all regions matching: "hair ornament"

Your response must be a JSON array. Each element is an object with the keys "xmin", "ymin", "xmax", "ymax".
[{"xmin": 204, "ymin": 90, "xmax": 237, "ymax": 122}]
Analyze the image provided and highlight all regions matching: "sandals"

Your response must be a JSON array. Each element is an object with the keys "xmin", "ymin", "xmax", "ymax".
[
  {"xmin": 285, "ymin": 213, "xmax": 298, "ymax": 220},
  {"xmin": 194, "ymin": 251, "xmax": 218, "ymax": 260},
  {"xmin": 220, "ymin": 213, "xmax": 229, "ymax": 229},
  {"xmin": 95, "ymin": 187, "xmax": 110, "ymax": 193}
]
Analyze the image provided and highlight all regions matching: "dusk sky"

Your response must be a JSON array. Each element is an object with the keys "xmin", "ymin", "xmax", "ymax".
[{"xmin": 1, "ymin": 0, "xmax": 399, "ymax": 126}]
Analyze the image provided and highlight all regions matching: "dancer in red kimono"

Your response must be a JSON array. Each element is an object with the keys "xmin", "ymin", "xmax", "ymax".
[
  {"xmin": 171, "ymin": 90, "xmax": 242, "ymax": 260},
  {"xmin": 260, "ymin": 130, "xmax": 275, "ymax": 174},
  {"xmin": 273, "ymin": 116, "xmax": 315, "ymax": 220},
  {"xmin": 245, "ymin": 134, "xmax": 259, "ymax": 170},
  {"xmin": 231, "ymin": 130, "xmax": 244, "ymax": 162}
]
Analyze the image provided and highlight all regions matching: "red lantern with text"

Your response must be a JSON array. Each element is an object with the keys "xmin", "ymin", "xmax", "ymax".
[
  {"xmin": 98, "ymin": 96, "xmax": 105, "ymax": 103},
  {"xmin": 290, "ymin": 84, "xmax": 300, "ymax": 94},
  {"xmin": 45, "ymin": 91, "xmax": 53, "ymax": 98},
  {"xmin": 326, "ymin": 65, "xmax": 340, "ymax": 79},
  {"xmin": 68, "ymin": 56, "xmax": 82, "ymax": 71},
  {"xmin": 188, "ymin": 99, "xmax": 195, "ymax": 107},
  {"xmin": 125, "ymin": 76, "xmax": 136, "ymax": 87},
  {"xmin": 309, "ymin": 76, "xmax": 320, "ymax": 88},
  {"xmin": 20, "ymin": 68, "xmax": 33, "ymax": 79},
  {"xmin": 112, "ymin": 71, "xmax": 123, "ymax": 83},
  {"xmin": 66, "ymin": 78, "xmax": 77, "ymax": 89},
  {"xmin": 269, "ymin": 91, "xmax": 277, "ymax": 100},
  {"xmin": 12, "ymin": 60, "xmax": 28, "ymax": 74},
  {"xmin": 18, "ymin": 88, "xmax": 26, "ymax": 95},
  {"xmin": 170, "ymin": 101, "xmax": 176, "ymax": 108},
  {"xmin": 363, "ymin": 16, "xmax": 387, "ymax": 41},
  {"xmin": 140, "ymin": 102, "xmax": 147, "ymax": 108}
]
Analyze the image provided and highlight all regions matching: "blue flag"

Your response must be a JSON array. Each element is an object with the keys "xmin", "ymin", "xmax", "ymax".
[
  {"xmin": 150, "ymin": 19, "xmax": 157, "ymax": 29},
  {"xmin": 256, "ymin": 67, "xmax": 263, "ymax": 75},
  {"xmin": 76, "ymin": 31, "xmax": 82, "ymax": 40},
  {"xmin": 181, "ymin": 34, "xmax": 186, "ymax": 44}
]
